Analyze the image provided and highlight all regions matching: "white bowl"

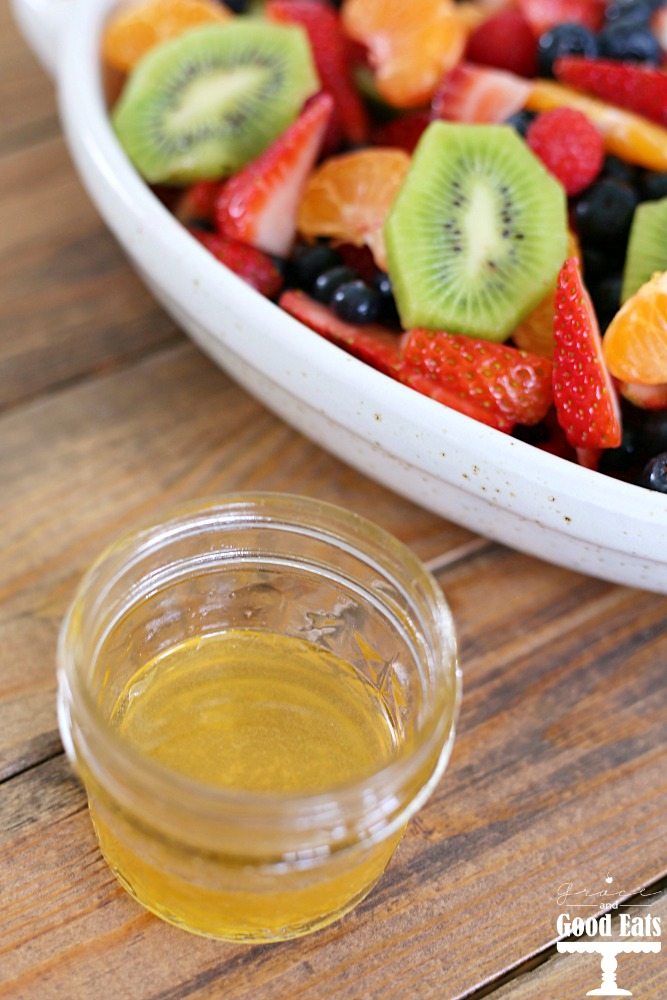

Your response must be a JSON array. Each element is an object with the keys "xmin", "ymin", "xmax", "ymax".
[{"xmin": 12, "ymin": 0, "xmax": 667, "ymax": 592}]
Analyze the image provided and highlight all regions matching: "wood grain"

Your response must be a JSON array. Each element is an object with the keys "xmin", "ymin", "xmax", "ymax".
[
  {"xmin": 0, "ymin": 3, "xmax": 181, "ymax": 411},
  {"xmin": 3, "ymin": 5, "xmax": 667, "ymax": 998},
  {"xmin": 0, "ymin": 343, "xmax": 476, "ymax": 782},
  {"xmin": 1, "ymin": 546, "xmax": 665, "ymax": 1000}
]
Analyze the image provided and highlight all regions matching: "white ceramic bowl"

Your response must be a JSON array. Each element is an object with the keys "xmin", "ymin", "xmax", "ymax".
[{"xmin": 12, "ymin": 0, "xmax": 667, "ymax": 592}]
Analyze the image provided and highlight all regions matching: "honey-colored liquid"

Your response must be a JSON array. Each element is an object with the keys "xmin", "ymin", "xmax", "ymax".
[{"xmin": 90, "ymin": 629, "xmax": 403, "ymax": 940}]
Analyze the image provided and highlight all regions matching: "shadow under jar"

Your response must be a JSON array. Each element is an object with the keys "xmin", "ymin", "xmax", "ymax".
[{"xmin": 57, "ymin": 493, "xmax": 460, "ymax": 942}]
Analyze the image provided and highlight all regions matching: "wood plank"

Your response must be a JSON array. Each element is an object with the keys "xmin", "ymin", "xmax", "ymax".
[
  {"xmin": 0, "ymin": 3, "xmax": 183, "ymax": 410},
  {"xmin": 1, "ymin": 548, "xmax": 665, "ymax": 999},
  {"xmin": 491, "ymin": 890, "xmax": 667, "ymax": 999},
  {"xmin": 0, "ymin": 342, "xmax": 477, "ymax": 781},
  {"xmin": 0, "ymin": 134, "xmax": 182, "ymax": 411},
  {"xmin": 0, "ymin": 2, "xmax": 59, "ymax": 153}
]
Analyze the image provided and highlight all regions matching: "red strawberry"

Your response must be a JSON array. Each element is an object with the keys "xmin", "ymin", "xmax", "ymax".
[
  {"xmin": 191, "ymin": 229, "xmax": 284, "ymax": 297},
  {"xmin": 517, "ymin": 0, "xmax": 605, "ymax": 36},
  {"xmin": 215, "ymin": 93, "xmax": 333, "ymax": 257},
  {"xmin": 554, "ymin": 58, "xmax": 667, "ymax": 128},
  {"xmin": 553, "ymin": 258, "xmax": 622, "ymax": 450},
  {"xmin": 402, "ymin": 328, "xmax": 553, "ymax": 432},
  {"xmin": 619, "ymin": 381, "xmax": 667, "ymax": 411},
  {"xmin": 526, "ymin": 107, "xmax": 604, "ymax": 195},
  {"xmin": 175, "ymin": 180, "xmax": 223, "ymax": 225},
  {"xmin": 266, "ymin": 0, "xmax": 369, "ymax": 146},
  {"xmin": 432, "ymin": 63, "xmax": 531, "ymax": 124},
  {"xmin": 279, "ymin": 290, "xmax": 403, "ymax": 375},
  {"xmin": 466, "ymin": 8, "xmax": 537, "ymax": 79},
  {"xmin": 371, "ymin": 112, "xmax": 430, "ymax": 153}
]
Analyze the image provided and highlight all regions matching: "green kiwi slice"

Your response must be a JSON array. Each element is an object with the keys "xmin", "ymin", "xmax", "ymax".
[
  {"xmin": 384, "ymin": 122, "xmax": 568, "ymax": 342},
  {"xmin": 622, "ymin": 197, "xmax": 667, "ymax": 302},
  {"xmin": 113, "ymin": 21, "xmax": 319, "ymax": 185}
]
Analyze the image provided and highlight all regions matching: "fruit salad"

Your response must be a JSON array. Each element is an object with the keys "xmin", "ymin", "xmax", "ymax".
[{"xmin": 104, "ymin": 0, "xmax": 667, "ymax": 494}]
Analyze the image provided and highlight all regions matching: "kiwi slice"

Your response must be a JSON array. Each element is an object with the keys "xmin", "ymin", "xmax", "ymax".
[
  {"xmin": 622, "ymin": 197, "xmax": 667, "ymax": 302},
  {"xmin": 113, "ymin": 21, "xmax": 319, "ymax": 184},
  {"xmin": 384, "ymin": 122, "xmax": 568, "ymax": 342}
]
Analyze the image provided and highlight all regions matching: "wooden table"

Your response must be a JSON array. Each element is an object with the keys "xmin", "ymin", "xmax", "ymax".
[{"xmin": 1, "ymin": 9, "xmax": 666, "ymax": 998}]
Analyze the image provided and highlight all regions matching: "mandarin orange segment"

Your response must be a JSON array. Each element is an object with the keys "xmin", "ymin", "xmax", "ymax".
[
  {"xmin": 512, "ymin": 232, "xmax": 581, "ymax": 358},
  {"xmin": 297, "ymin": 148, "xmax": 410, "ymax": 270},
  {"xmin": 342, "ymin": 0, "xmax": 468, "ymax": 108},
  {"xmin": 103, "ymin": 0, "xmax": 231, "ymax": 73},
  {"xmin": 526, "ymin": 80, "xmax": 667, "ymax": 172},
  {"xmin": 603, "ymin": 272, "xmax": 667, "ymax": 385}
]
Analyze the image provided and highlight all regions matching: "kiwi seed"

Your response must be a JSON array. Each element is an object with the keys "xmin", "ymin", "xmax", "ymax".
[
  {"xmin": 113, "ymin": 21, "xmax": 319, "ymax": 185},
  {"xmin": 384, "ymin": 122, "xmax": 568, "ymax": 342}
]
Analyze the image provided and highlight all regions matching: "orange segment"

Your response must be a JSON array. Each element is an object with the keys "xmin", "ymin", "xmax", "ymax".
[
  {"xmin": 603, "ymin": 272, "xmax": 667, "ymax": 385},
  {"xmin": 526, "ymin": 80, "xmax": 667, "ymax": 172},
  {"xmin": 103, "ymin": 0, "xmax": 231, "ymax": 73},
  {"xmin": 512, "ymin": 232, "xmax": 581, "ymax": 358},
  {"xmin": 297, "ymin": 148, "xmax": 410, "ymax": 270},
  {"xmin": 342, "ymin": 0, "xmax": 468, "ymax": 108}
]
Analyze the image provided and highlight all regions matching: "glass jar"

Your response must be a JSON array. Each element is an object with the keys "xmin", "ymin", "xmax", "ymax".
[{"xmin": 57, "ymin": 493, "xmax": 460, "ymax": 942}]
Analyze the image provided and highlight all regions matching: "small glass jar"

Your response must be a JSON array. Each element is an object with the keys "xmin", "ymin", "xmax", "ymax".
[{"xmin": 57, "ymin": 493, "xmax": 460, "ymax": 942}]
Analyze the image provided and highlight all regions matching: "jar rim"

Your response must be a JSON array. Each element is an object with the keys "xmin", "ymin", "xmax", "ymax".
[{"xmin": 58, "ymin": 492, "xmax": 460, "ymax": 831}]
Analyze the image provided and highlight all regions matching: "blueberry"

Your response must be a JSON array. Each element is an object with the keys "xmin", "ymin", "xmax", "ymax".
[
  {"xmin": 331, "ymin": 280, "xmax": 382, "ymax": 324},
  {"xmin": 640, "ymin": 172, "xmax": 667, "ymax": 201},
  {"xmin": 290, "ymin": 245, "xmax": 342, "ymax": 290},
  {"xmin": 372, "ymin": 272, "xmax": 402, "ymax": 325},
  {"xmin": 590, "ymin": 274, "xmax": 622, "ymax": 330},
  {"xmin": 598, "ymin": 24, "xmax": 661, "ymax": 65},
  {"xmin": 574, "ymin": 179, "xmax": 638, "ymax": 244},
  {"xmin": 220, "ymin": 0, "xmax": 249, "ymax": 11},
  {"xmin": 604, "ymin": 0, "xmax": 654, "ymax": 28},
  {"xmin": 603, "ymin": 155, "xmax": 640, "ymax": 189},
  {"xmin": 640, "ymin": 452, "xmax": 667, "ymax": 492},
  {"xmin": 504, "ymin": 110, "xmax": 536, "ymax": 137},
  {"xmin": 312, "ymin": 265, "xmax": 356, "ymax": 303},
  {"xmin": 537, "ymin": 24, "xmax": 599, "ymax": 78},
  {"xmin": 373, "ymin": 272, "xmax": 394, "ymax": 299}
]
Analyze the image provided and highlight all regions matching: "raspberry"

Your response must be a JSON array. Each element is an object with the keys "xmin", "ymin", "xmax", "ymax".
[
  {"xmin": 466, "ymin": 8, "xmax": 537, "ymax": 79},
  {"xmin": 526, "ymin": 108, "xmax": 604, "ymax": 196}
]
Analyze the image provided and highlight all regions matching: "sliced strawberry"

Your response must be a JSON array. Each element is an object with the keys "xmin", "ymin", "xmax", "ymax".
[
  {"xmin": 402, "ymin": 328, "xmax": 553, "ymax": 431},
  {"xmin": 175, "ymin": 180, "xmax": 223, "ymax": 225},
  {"xmin": 554, "ymin": 58, "xmax": 667, "ymax": 128},
  {"xmin": 214, "ymin": 93, "xmax": 333, "ymax": 257},
  {"xmin": 191, "ymin": 230, "xmax": 284, "ymax": 297},
  {"xmin": 279, "ymin": 290, "xmax": 403, "ymax": 375},
  {"xmin": 281, "ymin": 293, "xmax": 553, "ymax": 432},
  {"xmin": 371, "ymin": 112, "xmax": 430, "ymax": 153},
  {"xmin": 553, "ymin": 258, "xmax": 622, "ymax": 450},
  {"xmin": 266, "ymin": 0, "xmax": 368, "ymax": 146},
  {"xmin": 517, "ymin": 0, "xmax": 605, "ymax": 36},
  {"xmin": 619, "ymin": 381, "xmax": 667, "ymax": 411},
  {"xmin": 432, "ymin": 63, "xmax": 531, "ymax": 124},
  {"xmin": 466, "ymin": 8, "xmax": 537, "ymax": 78}
]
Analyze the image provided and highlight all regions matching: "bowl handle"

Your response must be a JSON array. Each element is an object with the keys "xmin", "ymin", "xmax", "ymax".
[{"xmin": 11, "ymin": 0, "xmax": 73, "ymax": 77}]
